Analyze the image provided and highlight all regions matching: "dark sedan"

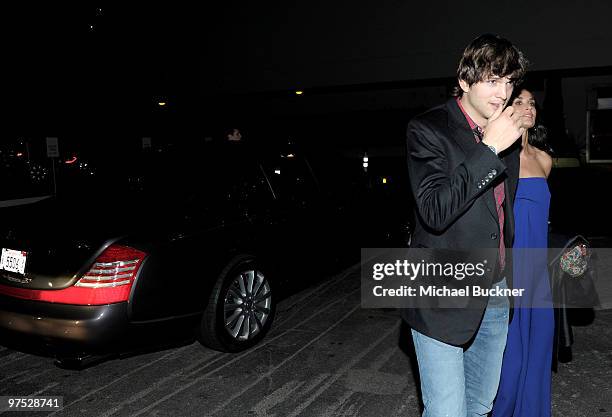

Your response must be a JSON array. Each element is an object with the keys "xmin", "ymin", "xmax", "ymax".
[{"xmin": 0, "ymin": 141, "xmax": 349, "ymax": 366}]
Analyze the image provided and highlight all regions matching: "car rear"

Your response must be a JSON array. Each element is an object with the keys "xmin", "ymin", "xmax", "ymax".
[
  {"xmin": 0, "ymin": 196, "xmax": 151, "ymax": 355},
  {"xmin": 0, "ymin": 240, "xmax": 148, "ymax": 355}
]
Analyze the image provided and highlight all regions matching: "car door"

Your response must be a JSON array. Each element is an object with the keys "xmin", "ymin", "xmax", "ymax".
[{"xmin": 259, "ymin": 150, "xmax": 338, "ymax": 288}]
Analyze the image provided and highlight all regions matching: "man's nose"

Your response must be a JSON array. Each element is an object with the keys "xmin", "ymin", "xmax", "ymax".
[{"xmin": 497, "ymin": 83, "xmax": 509, "ymax": 100}]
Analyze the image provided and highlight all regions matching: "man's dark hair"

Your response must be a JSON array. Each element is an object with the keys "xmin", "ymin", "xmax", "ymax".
[
  {"xmin": 453, "ymin": 33, "xmax": 528, "ymax": 96},
  {"xmin": 223, "ymin": 127, "xmax": 241, "ymax": 140}
]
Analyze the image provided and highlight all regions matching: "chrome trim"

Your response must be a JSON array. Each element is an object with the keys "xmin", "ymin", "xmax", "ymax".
[
  {"xmin": 88, "ymin": 266, "xmax": 136, "ymax": 274},
  {"xmin": 94, "ymin": 260, "xmax": 139, "ymax": 268},
  {"xmin": 80, "ymin": 273, "xmax": 133, "ymax": 281},
  {"xmin": 75, "ymin": 279, "xmax": 131, "ymax": 288}
]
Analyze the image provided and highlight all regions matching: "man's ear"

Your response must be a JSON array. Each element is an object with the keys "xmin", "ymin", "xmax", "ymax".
[{"xmin": 458, "ymin": 79, "xmax": 470, "ymax": 94}]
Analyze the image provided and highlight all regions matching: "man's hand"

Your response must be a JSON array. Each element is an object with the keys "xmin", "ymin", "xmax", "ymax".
[{"xmin": 482, "ymin": 105, "xmax": 524, "ymax": 154}]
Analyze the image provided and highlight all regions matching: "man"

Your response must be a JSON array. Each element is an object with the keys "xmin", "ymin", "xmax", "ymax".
[
  {"xmin": 225, "ymin": 127, "xmax": 243, "ymax": 142},
  {"xmin": 403, "ymin": 34, "xmax": 528, "ymax": 416}
]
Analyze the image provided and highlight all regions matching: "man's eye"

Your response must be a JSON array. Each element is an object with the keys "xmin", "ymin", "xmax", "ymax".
[
  {"xmin": 514, "ymin": 100, "xmax": 522, "ymax": 105},
  {"xmin": 487, "ymin": 80, "xmax": 497, "ymax": 85}
]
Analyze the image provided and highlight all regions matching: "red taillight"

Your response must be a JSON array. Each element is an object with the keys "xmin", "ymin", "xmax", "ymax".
[
  {"xmin": 75, "ymin": 245, "xmax": 144, "ymax": 289},
  {"xmin": 0, "ymin": 244, "xmax": 146, "ymax": 305}
]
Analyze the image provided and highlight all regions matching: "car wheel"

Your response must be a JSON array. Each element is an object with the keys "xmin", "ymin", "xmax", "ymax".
[{"xmin": 198, "ymin": 255, "xmax": 275, "ymax": 352}]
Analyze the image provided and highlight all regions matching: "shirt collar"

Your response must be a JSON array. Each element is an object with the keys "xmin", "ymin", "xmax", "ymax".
[{"xmin": 455, "ymin": 97, "xmax": 481, "ymax": 132}]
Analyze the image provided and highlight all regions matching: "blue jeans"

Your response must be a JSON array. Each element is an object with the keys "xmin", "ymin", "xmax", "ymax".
[{"xmin": 411, "ymin": 280, "xmax": 510, "ymax": 417}]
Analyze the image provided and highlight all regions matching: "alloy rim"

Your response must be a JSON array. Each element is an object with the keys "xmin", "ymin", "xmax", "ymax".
[{"xmin": 223, "ymin": 269, "xmax": 271, "ymax": 341}]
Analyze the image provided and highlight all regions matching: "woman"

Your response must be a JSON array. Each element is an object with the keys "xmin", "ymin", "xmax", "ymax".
[{"xmin": 492, "ymin": 87, "xmax": 554, "ymax": 417}]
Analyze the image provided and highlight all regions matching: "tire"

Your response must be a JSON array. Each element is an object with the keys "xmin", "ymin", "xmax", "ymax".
[{"xmin": 198, "ymin": 255, "xmax": 275, "ymax": 352}]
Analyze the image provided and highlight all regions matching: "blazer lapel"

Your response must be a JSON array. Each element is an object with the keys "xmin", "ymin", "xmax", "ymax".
[
  {"xmin": 446, "ymin": 99, "xmax": 478, "ymax": 155},
  {"xmin": 501, "ymin": 141, "xmax": 521, "ymax": 243},
  {"xmin": 445, "ymin": 99, "xmax": 499, "ymax": 221}
]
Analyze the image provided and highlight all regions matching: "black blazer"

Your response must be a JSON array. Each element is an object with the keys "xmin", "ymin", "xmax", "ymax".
[{"xmin": 401, "ymin": 98, "xmax": 520, "ymax": 345}]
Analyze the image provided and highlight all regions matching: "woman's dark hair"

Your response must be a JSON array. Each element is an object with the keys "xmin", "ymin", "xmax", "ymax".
[
  {"xmin": 509, "ymin": 87, "xmax": 554, "ymax": 155},
  {"xmin": 452, "ymin": 33, "xmax": 529, "ymax": 97}
]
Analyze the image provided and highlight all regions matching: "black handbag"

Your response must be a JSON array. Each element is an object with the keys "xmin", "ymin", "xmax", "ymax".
[{"xmin": 549, "ymin": 235, "xmax": 598, "ymax": 370}]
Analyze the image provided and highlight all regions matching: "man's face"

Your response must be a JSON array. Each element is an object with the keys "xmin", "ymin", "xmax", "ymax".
[
  {"xmin": 459, "ymin": 75, "xmax": 515, "ymax": 127},
  {"xmin": 228, "ymin": 129, "xmax": 242, "ymax": 141}
]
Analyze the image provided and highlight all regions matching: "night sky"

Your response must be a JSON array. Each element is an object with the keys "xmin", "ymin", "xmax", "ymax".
[
  {"xmin": 5, "ymin": 4, "xmax": 202, "ymax": 133},
  {"xmin": 4, "ymin": 2, "xmax": 612, "ymax": 141},
  {"xmin": 201, "ymin": 1, "xmax": 612, "ymax": 93}
]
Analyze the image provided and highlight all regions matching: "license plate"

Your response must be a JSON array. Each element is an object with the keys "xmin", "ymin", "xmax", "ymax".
[{"xmin": 0, "ymin": 248, "xmax": 28, "ymax": 275}]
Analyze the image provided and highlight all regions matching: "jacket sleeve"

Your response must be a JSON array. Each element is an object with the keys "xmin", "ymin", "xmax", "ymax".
[{"xmin": 406, "ymin": 118, "xmax": 507, "ymax": 232}]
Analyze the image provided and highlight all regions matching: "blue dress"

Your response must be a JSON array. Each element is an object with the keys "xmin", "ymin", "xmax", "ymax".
[{"xmin": 492, "ymin": 177, "xmax": 554, "ymax": 417}]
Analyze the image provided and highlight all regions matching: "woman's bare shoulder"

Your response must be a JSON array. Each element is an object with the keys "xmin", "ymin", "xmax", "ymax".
[{"xmin": 536, "ymin": 148, "xmax": 553, "ymax": 177}]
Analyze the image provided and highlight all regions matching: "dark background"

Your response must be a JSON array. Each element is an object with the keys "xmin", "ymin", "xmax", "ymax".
[
  {"xmin": 5, "ymin": 2, "xmax": 612, "ymax": 138},
  {"xmin": 3, "ymin": 2, "xmax": 612, "ymax": 235}
]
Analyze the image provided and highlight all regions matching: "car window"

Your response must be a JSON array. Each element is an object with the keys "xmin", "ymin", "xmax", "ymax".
[{"xmin": 262, "ymin": 153, "xmax": 319, "ymax": 204}]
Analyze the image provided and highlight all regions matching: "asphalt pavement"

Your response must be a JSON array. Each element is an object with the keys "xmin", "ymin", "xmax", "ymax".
[{"xmin": 0, "ymin": 263, "xmax": 611, "ymax": 417}]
